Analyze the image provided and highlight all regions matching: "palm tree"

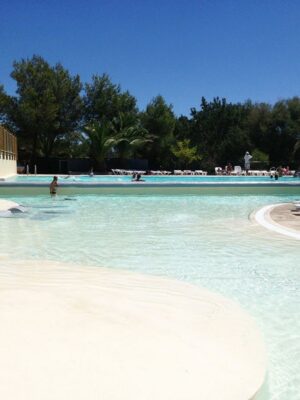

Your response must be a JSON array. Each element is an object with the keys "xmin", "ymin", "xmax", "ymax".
[
  {"xmin": 83, "ymin": 116, "xmax": 155, "ymax": 172},
  {"xmin": 83, "ymin": 120, "xmax": 116, "ymax": 171},
  {"xmin": 111, "ymin": 113, "xmax": 155, "ymax": 163}
]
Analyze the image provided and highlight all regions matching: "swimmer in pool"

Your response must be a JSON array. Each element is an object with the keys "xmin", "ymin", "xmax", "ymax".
[
  {"xmin": 131, "ymin": 172, "xmax": 137, "ymax": 181},
  {"xmin": 135, "ymin": 173, "xmax": 145, "ymax": 182}
]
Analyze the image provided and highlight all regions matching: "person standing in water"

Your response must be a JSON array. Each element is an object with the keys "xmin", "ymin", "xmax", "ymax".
[{"xmin": 50, "ymin": 176, "xmax": 58, "ymax": 196}]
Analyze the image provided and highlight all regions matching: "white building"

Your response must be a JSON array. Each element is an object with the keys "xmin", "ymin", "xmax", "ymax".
[{"xmin": 0, "ymin": 126, "xmax": 17, "ymax": 178}]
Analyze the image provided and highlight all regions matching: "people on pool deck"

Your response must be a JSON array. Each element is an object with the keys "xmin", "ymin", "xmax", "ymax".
[
  {"xmin": 276, "ymin": 166, "xmax": 283, "ymax": 177},
  {"xmin": 283, "ymin": 166, "xmax": 290, "ymax": 175},
  {"xmin": 50, "ymin": 176, "xmax": 58, "ymax": 196},
  {"xmin": 225, "ymin": 163, "xmax": 233, "ymax": 175},
  {"xmin": 244, "ymin": 151, "xmax": 252, "ymax": 175},
  {"xmin": 89, "ymin": 168, "xmax": 94, "ymax": 177}
]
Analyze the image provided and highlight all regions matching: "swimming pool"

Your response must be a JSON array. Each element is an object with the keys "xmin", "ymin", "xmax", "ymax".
[
  {"xmin": 0, "ymin": 192, "xmax": 299, "ymax": 399},
  {"xmin": 5, "ymin": 174, "xmax": 300, "ymax": 183},
  {"xmin": 2, "ymin": 174, "xmax": 300, "ymax": 197}
]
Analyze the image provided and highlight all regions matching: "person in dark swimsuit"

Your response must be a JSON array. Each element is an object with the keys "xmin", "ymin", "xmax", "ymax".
[
  {"xmin": 135, "ymin": 173, "xmax": 145, "ymax": 182},
  {"xmin": 50, "ymin": 176, "xmax": 58, "ymax": 196}
]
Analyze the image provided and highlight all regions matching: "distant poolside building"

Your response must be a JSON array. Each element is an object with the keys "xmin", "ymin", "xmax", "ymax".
[{"xmin": 0, "ymin": 126, "xmax": 17, "ymax": 178}]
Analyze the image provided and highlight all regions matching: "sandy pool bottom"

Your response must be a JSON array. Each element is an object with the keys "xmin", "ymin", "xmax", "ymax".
[{"xmin": 0, "ymin": 259, "xmax": 266, "ymax": 400}]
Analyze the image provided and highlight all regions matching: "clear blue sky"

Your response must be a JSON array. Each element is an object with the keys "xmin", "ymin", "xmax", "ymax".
[{"xmin": 1, "ymin": 0, "xmax": 300, "ymax": 116}]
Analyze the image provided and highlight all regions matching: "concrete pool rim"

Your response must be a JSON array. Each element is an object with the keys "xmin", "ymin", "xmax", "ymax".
[{"xmin": 254, "ymin": 203, "xmax": 300, "ymax": 240}]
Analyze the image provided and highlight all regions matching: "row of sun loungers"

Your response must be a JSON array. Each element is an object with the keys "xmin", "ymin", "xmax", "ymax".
[
  {"xmin": 111, "ymin": 169, "xmax": 172, "ymax": 175},
  {"xmin": 111, "ymin": 169, "xmax": 208, "ymax": 175},
  {"xmin": 174, "ymin": 170, "xmax": 207, "ymax": 175},
  {"xmin": 112, "ymin": 169, "xmax": 171, "ymax": 175},
  {"xmin": 111, "ymin": 169, "xmax": 146, "ymax": 175},
  {"xmin": 236, "ymin": 170, "xmax": 295, "ymax": 176},
  {"xmin": 149, "ymin": 170, "xmax": 172, "ymax": 175},
  {"xmin": 215, "ymin": 166, "xmax": 296, "ymax": 176},
  {"xmin": 112, "ymin": 168, "xmax": 296, "ymax": 176}
]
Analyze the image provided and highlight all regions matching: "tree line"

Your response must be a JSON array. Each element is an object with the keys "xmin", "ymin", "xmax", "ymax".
[{"xmin": 0, "ymin": 55, "xmax": 299, "ymax": 172}]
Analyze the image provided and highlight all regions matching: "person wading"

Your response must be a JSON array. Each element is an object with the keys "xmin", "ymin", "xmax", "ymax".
[{"xmin": 50, "ymin": 176, "xmax": 58, "ymax": 196}]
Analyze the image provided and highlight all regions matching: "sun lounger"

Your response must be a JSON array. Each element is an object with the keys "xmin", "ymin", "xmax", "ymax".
[
  {"xmin": 261, "ymin": 170, "xmax": 269, "ymax": 176},
  {"xmin": 215, "ymin": 167, "xmax": 222, "ymax": 175},
  {"xmin": 248, "ymin": 170, "xmax": 263, "ymax": 176},
  {"xmin": 174, "ymin": 170, "xmax": 183, "ymax": 175},
  {"xmin": 232, "ymin": 166, "xmax": 242, "ymax": 175}
]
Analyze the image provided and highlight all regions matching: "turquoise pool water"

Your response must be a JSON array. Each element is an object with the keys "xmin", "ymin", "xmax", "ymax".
[
  {"xmin": 6, "ymin": 174, "xmax": 300, "ymax": 183},
  {"xmin": 0, "ymin": 192, "xmax": 299, "ymax": 399}
]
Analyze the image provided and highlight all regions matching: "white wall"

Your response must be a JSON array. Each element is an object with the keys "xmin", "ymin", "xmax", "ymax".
[{"xmin": 0, "ymin": 159, "xmax": 17, "ymax": 178}]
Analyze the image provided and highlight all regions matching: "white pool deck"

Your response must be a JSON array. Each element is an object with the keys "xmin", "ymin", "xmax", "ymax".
[{"xmin": 0, "ymin": 201, "xmax": 267, "ymax": 399}]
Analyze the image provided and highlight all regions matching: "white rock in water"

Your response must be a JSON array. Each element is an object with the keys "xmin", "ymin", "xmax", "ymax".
[{"xmin": 0, "ymin": 200, "xmax": 27, "ymax": 214}]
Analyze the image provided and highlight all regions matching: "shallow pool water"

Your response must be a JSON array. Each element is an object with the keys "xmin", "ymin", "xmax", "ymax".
[{"xmin": 0, "ymin": 192, "xmax": 299, "ymax": 399}]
